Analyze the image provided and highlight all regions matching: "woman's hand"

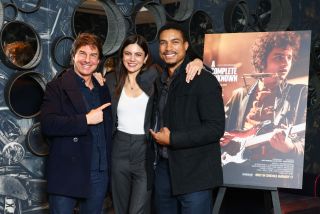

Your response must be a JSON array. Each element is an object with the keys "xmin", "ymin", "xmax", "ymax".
[
  {"xmin": 93, "ymin": 72, "xmax": 106, "ymax": 86},
  {"xmin": 185, "ymin": 58, "xmax": 203, "ymax": 83}
]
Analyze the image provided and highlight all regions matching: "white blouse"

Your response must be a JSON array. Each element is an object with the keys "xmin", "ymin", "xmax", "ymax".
[{"xmin": 117, "ymin": 88, "xmax": 149, "ymax": 134}]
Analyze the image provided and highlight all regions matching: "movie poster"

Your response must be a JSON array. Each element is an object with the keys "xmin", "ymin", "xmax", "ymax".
[{"xmin": 203, "ymin": 31, "xmax": 311, "ymax": 189}]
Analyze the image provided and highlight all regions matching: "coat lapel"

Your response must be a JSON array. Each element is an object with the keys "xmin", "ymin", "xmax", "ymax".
[{"xmin": 61, "ymin": 69, "xmax": 88, "ymax": 114}]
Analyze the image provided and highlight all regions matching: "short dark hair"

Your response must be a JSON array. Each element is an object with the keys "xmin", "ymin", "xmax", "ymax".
[
  {"xmin": 71, "ymin": 33, "xmax": 103, "ymax": 60},
  {"xmin": 158, "ymin": 22, "xmax": 188, "ymax": 42}
]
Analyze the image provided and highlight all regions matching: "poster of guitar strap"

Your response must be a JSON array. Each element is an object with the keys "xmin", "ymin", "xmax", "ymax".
[{"xmin": 203, "ymin": 31, "xmax": 311, "ymax": 189}]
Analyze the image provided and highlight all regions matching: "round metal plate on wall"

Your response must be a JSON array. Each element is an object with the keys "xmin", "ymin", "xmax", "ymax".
[
  {"xmin": 72, "ymin": 0, "xmax": 127, "ymax": 56},
  {"xmin": 115, "ymin": 0, "xmax": 134, "ymax": 17},
  {"xmin": 160, "ymin": 0, "xmax": 194, "ymax": 22},
  {"xmin": 224, "ymin": 0, "xmax": 292, "ymax": 32},
  {"xmin": 26, "ymin": 122, "xmax": 49, "ymax": 157},
  {"xmin": 51, "ymin": 36, "xmax": 74, "ymax": 68},
  {"xmin": 0, "ymin": 21, "xmax": 42, "ymax": 70},
  {"xmin": 188, "ymin": 10, "xmax": 215, "ymax": 58},
  {"xmin": 10, "ymin": 0, "xmax": 41, "ymax": 13},
  {"xmin": 223, "ymin": 0, "xmax": 249, "ymax": 33},
  {"xmin": 2, "ymin": 142, "xmax": 25, "ymax": 164},
  {"xmin": 133, "ymin": 2, "xmax": 166, "ymax": 43},
  {"xmin": 256, "ymin": 0, "xmax": 282, "ymax": 31},
  {"xmin": 124, "ymin": 16, "xmax": 134, "ymax": 35},
  {"xmin": 2, "ymin": 3, "xmax": 18, "ymax": 25},
  {"xmin": 4, "ymin": 71, "xmax": 46, "ymax": 118}
]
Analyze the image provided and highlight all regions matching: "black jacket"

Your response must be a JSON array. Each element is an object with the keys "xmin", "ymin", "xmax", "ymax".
[{"xmin": 156, "ymin": 57, "xmax": 225, "ymax": 195}]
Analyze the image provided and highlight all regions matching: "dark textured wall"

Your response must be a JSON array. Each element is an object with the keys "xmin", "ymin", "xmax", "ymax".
[
  {"xmin": 0, "ymin": 0, "xmax": 319, "ymax": 213},
  {"xmin": 0, "ymin": 1, "xmax": 79, "ymax": 213}
]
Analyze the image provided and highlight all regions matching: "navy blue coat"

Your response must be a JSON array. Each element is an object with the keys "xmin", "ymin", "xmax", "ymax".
[{"xmin": 40, "ymin": 69, "xmax": 112, "ymax": 198}]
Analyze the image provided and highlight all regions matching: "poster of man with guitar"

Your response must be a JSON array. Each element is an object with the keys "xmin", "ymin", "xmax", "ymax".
[{"xmin": 203, "ymin": 31, "xmax": 311, "ymax": 189}]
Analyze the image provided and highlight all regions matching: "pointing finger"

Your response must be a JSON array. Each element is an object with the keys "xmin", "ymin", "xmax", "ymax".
[{"xmin": 98, "ymin": 102, "xmax": 111, "ymax": 110}]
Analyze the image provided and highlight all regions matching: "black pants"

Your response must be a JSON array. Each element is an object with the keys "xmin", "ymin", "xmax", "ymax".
[{"xmin": 111, "ymin": 130, "xmax": 151, "ymax": 214}]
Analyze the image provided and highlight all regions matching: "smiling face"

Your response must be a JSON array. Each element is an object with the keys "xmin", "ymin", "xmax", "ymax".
[
  {"xmin": 159, "ymin": 29, "xmax": 189, "ymax": 74},
  {"xmin": 262, "ymin": 46, "xmax": 293, "ymax": 88},
  {"xmin": 122, "ymin": 43, "xmax": 148, "ymax": 74},
  {"xmin": 73, "ymin": 45, "xmax": 100, "ymax": 78}
]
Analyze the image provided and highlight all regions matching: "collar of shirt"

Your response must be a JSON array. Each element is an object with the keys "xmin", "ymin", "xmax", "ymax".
[
  {"xmin": 161, "ymin": 63, "xmax": 183, "ymax": 87},
  {"xmin": 74, "ymin": 72, "xmax": 99, "ymax": 92}
]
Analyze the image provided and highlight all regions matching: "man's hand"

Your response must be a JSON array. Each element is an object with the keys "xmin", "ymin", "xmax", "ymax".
[
  {"xmin": 149, "ymin": 127, "xmax": 171, "ymax": 145},
  {"xmin": 269, "ymin": 129, "xmax": 294, "ymax": 153},
  {"xmin": 185, "ymin": 58, "xmax": 203, "ymax": 83},
  {"xmin": 220, "ymin": 132, "xmax": 241, "ymax": 156},
  {"xmin": 86, "ymin": 103, "xmax": 111, "ymax": 125}
]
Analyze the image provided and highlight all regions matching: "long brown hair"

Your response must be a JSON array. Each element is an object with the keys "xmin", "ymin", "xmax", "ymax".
[{"xmin": 114, "ymin": 34, "xmax": 152, "ymax": 97}]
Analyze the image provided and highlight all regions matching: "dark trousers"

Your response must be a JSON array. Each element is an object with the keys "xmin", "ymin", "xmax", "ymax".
[
  {"xmin": 49, "ymin": 170, "xmax": 108, "ymax": 214},
  {"xmin": 111, "ymin": 130, "xmax": 151, "ymax": 214},
  {"xmin": 154, "ymin": 158, "xmax": 213, "ymax": 214}
]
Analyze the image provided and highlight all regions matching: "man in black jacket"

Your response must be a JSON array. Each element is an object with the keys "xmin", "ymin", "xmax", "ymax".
[{"xmin": 150, "ymin": 23, "xmax": 225, "ymax": 214}]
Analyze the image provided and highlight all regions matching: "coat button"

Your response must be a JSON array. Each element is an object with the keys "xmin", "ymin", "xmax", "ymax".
[
  {"xmin": 71, "ymin": 156, "xmax": 77, "ymax": 162},
  {"xmin": 73, "ymin": 137, "xmax": 78, "ymax": 142}
]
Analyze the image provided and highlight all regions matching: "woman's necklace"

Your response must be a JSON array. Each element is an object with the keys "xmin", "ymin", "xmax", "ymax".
[{"xmin": 127, "ymin": 76, "xmax": 135, "ymax": 90}]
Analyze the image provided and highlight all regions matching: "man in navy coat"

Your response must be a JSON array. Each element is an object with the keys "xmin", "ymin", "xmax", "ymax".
[{"xmin": 41, "ymin": 33, "xmax": 112, "ymax": 214}]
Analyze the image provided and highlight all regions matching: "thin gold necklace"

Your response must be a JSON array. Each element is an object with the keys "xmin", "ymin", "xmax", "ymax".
[{"xmin": 127, "ymin": 76, "xmax": 134, "ymax": 90}]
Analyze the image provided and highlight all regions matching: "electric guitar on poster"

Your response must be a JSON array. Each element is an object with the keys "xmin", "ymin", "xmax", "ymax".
[{"xmin": 220, "ymin": 123, "xmax": 306, "ymax": 166}]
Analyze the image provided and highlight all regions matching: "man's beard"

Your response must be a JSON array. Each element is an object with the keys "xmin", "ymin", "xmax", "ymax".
[{"xmin": 165, "ymin": 62, "xmax": 178, "ymax": 68}]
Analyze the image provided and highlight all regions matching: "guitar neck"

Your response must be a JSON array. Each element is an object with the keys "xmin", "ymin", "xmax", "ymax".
[{"xmin": 244, "ymin": 123, "xmax": 306, "ymax": 148}]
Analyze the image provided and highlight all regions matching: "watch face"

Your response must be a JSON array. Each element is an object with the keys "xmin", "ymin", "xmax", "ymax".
[
  {"xmin": 189, "ymin": 11, "xmax": 215, "ymax": 57},
  {"xmin": 115, "ymin": 0, "xmax": 134, "ymax": 16}
]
